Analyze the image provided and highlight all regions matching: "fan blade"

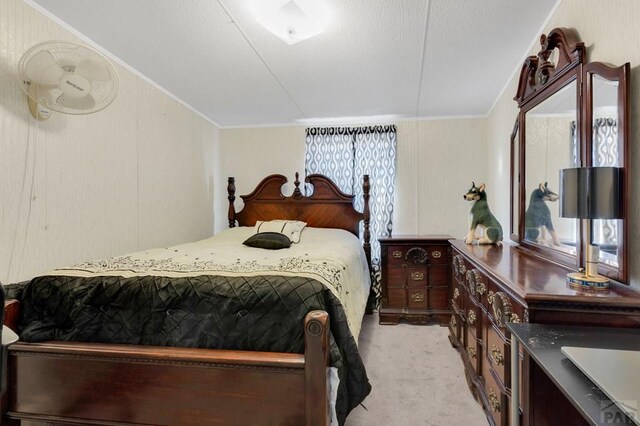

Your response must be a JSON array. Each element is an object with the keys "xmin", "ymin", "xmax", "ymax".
[
  {"xmin": 24, "ymin": 51, "xmax": 65, "ymax": 85},
  {"xmin": 75, "ymin": 57, "xmax": 112, "ymax": 81},
  {"xmin": 56, "ymin": 93, "xmax": 96, "ymax": 111}
]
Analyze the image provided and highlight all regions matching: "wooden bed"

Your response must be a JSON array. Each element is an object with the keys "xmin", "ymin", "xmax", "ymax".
[{"xmin": 0, "ymin": 173, "xmax": 371, "ymax": 426}]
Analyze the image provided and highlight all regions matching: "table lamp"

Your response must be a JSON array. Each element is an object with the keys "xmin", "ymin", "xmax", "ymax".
[{"xmin": 559, "ymin": 167, "xmax": 622, "ymax": 290}]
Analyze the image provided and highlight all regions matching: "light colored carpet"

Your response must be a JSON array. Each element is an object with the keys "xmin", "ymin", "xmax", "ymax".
[{"xmin": 345, "ymin": 314, "xmax": 488, "ymax": 426}]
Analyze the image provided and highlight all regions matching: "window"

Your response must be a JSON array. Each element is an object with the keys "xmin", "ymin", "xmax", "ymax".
[{"xmin": 305, "ymin": 125, "xmax": 397, "ymax": 305}]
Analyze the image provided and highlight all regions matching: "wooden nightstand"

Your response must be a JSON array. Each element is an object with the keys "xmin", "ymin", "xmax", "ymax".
[{"xmin": 378, "ymin": 235, "xmax": 452, "ymax": 325}]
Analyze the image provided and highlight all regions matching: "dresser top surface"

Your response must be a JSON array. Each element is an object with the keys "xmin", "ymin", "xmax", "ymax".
[
  {"xmin": 380, "ymin": 234, "xmax": 453, "ymax": 243},
  {"xmin": 450, "ymin": 239, "xmax": 640, "ymax": 306}
]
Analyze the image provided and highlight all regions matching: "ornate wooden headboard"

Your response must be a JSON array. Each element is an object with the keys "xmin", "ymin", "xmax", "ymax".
[{"xmin": 228, "ymin": 173, "xmax": 371, "ymax": 263}]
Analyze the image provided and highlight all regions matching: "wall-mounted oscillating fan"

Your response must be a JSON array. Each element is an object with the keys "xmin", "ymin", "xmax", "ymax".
[{"xmin": 17, "ymin": 41, "xmax": 119, "ymax": 120}]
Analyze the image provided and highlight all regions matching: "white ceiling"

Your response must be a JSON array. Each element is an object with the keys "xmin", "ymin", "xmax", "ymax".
[{"xmin": 29, "ymin": 0, "xmax": 558, "ymax": 127}]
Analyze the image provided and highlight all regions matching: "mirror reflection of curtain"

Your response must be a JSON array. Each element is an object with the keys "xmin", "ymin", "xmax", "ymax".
[
  {"xmin": 569, "ymin": 121, "xmax": 579, "ymax": 166},
  {"xmin": 593, "ymin": 118, "xmax": 619, "ymax": 248},
  {"xmin": 305, "ymin": 126, "xmax": 397, "ymax": 305},
  {"xmin": 569, "ymin": 118, "xmax": 619, "ymax": 247},
  {"xmin": 593, "ymin": 118, "xmax": 618, "ymax": 167}
]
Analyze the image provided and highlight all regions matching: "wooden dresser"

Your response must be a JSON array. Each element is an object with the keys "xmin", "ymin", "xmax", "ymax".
[
  {"xmin": 378, "ymin": 235, "xmax": 451, "ymax": 325},
  {"xmin": 448, "ymin": 240, "xmax": 640, "ymax": 426}
]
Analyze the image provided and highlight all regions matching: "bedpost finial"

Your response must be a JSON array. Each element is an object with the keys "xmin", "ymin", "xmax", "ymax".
[
  {"xmin": 293, "ymin": 172, "xmax": 302, "ymax": 198},
  {"xmin": 228, "ymin": 177, "xmax": 237, "ymax": 228}
]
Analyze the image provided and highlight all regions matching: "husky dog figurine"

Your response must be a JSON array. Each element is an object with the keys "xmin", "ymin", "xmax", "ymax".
[
  {"xmin": 525, "ymin": 182, "xmax": 560, "ymax": 246},
  {"xmin": 463, "ymin": 182, "xmax": 503, "ymax": 245}
]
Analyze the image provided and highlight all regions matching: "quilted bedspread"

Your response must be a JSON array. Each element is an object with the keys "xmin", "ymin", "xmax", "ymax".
[{"xmin": 6, "ymin": 227, "xmax": 372, "ymax": 425}]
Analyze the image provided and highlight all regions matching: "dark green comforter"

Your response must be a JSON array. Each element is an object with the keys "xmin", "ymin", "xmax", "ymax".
[{"xmin": 6, "ymin": 274, "xmax": 371, "ymax": 424}]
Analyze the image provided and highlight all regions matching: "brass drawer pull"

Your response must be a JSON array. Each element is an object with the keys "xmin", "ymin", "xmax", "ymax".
[
  {"xmin": 410, "ymin": 293, "xmax": 425, "ymax": 303},
  {"xmin": 467, "ymin": 309, "xmax": 476, "ymax": 325},
  {"xmin": 453, "ymin": 288, "xmax": 460, "ymax": 299},
  {"xmin": 432, "ymin": 250, "xmax": 442, "ymax": 259},
  {"xmin": 467, "ymin": 345, "xmax": 477, "ymax": 359},
  {"xmin": 491, "ymin": 345, "xmax": 504, "ymax": 366},
  {"xmin": 392, "ymin": 250, "xmax": 403, "ymax": 259},
  {"xmin": 489, "ymin": 389, "xmax": 501, "ymax": 413},
  {"xmin": 491, "ymin": 291, "xmax": 513, "ymax": 328},
  {"xmin": 476, "ymin": 282, "xmax": 486, "ymax": 295},
  {"xmin": 511, "ymin": 313, "xmax": 521, "ymax": 323},
  {"xmin": 411, "ymin": 271, "xmax": 425, "ymax": 281}
]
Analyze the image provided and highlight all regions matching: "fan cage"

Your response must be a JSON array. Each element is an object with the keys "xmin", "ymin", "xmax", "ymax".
[{"xmin": 18, "ymin": 40, "xmax": 119, "ymax": 115}]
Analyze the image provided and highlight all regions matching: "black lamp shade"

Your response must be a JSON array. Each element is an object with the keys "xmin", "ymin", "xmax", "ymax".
[{"xmin": 559, "ymin": 167, "xmax": 622, "ymax": 219}]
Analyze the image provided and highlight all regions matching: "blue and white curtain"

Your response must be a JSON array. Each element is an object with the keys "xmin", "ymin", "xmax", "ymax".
[
  {"xmin": 570, "ymin": 118, "xmax": 619, "ymax": 246},
  {"xmin": 593, "ymin": 118, "xmax": 619, "ymax": 247},
  {"xmin": 305, "ymin": 125, "xmax": 397, "ymax": 306}
]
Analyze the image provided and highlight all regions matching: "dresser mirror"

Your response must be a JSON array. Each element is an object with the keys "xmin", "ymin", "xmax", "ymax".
[
  {"xmin": 524, "ymin": 79, "xmax": 579, "ymax": 258},
  {"xmin": 584, "ymin": 62, "xmax": 629, "ymax": 281},
  {"xmin": 512, "ymin": 27, "xmax": 629, "ymax": 283}
]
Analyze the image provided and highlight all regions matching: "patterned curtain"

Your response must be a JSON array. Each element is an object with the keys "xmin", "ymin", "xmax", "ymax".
[
  {"xmin": 592, "ymin": 118, "xmax": 619, "ymax": 247},
  {"xmin": 569, "ymin": 119, "xmax": 619, "ymax": 247},
  {"xmin": 305, "ymin": 125, "xmax": 397, "ymax": 307},
  {"xmin": 569, "ymin": 121, "xmax": 579, "ymax": 166},
  {"xmin": 304, "ymin": 127, "xmax": 354, "ymax": 192}
]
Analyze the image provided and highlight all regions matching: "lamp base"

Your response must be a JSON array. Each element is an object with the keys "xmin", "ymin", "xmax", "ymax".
[{"xmin": 566, "ymin": 272, "xmax": 610, "ymax": 291}]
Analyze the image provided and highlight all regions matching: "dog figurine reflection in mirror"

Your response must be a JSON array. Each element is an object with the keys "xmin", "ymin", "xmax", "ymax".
[
  {"xmin": 525, "ymin": 182, "xmax": 561, "ymax": 246},
  {"xmin": 463, "ymin": 182, "xmax": 503, "ymax": 245}
]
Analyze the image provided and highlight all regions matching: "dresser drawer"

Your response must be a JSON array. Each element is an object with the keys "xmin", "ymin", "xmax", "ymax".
[
  {"xmin": 486, "ymin": 324, "xmax": 509, "ymax": 387},
  {"xmin": 463, "ymin": 331, "xmax": 480, "ymax": 375},
  {"xmin": 448, "ymin": 313, "xmax": 462, "ymax": 345},
  {"xmin": 487, "ymin": 287, "xmax": 525, "ymax": 331},
  {"xmin": 483, "ymin": 368, "xmax": 507, "ymax": 426},
  {"xmin": 451, "ymin": 281, "xmax": 464, "ymax": 312},
  {"xmin": 465, "ymin": 299, "xmax": 481, "ymax": 336},
  {"xmin": 452, "ymin": 254, "xmax": 467, "ymax": 283}
]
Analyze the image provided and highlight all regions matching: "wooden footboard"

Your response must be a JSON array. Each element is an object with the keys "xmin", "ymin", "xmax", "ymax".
[{"xmin": 1, "ymin": 304, "xmax": 329, "ymax": 426}]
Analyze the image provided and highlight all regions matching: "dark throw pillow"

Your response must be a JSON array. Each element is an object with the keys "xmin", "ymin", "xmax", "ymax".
[{"xmin": 243, "ymin": 232, "xmax": 292, "ymax": 250}]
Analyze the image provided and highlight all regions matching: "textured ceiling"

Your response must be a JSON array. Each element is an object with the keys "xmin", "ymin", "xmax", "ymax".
[{"xmin": 29, "ymin": 0, "xmax": 558, "ymax": 127}]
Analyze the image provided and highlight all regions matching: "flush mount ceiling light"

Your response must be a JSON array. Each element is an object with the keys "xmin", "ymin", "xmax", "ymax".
[{"xmin": 247, "ymin": 0, "xmax": 330, "ymax": 45}]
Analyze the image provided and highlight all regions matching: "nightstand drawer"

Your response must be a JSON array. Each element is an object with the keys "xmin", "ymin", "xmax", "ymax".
[
  {"xmin": 387, "ymin": 267, "xmax": 428, "ymax": 287},
  {"xmin": 429, "ymin": 266, "xmax": 447, "ymax": 286},
  {"xmin": 386, "ymin": 287, "xmax": 406, "ymax": 307},
  {"xmin": 427, "ymin": 246, "xmax": 447, "ymax": 264},
  {"xmin": 407, "ymin": 288, "xmax": 428, "ymax": 309},
  {"xmin": 386, "ymin": 245, "xmax": 429, "ymax": 266},
  {"xmin": 406, "ymin": 268, "xmax": 427, "ymax": 286},
  {"xmin": 429, "ymin": 287, "xmax": 448, "ymax": 309}
]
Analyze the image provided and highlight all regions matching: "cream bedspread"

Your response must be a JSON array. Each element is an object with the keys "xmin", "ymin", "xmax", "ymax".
[{"xmin": 52, "ymin": 226, "xmax": 371, "ymax": 340}]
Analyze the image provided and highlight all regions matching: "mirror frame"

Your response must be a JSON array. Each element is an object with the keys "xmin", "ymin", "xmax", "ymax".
[
  {"xmin": 511, "ymin": 27, "xmax": 630, "ymax": 283},
  {"xmin": 514, "ymin": 28, "xmax": 585, "ymax": 270},
  {"xmin": 584, "ymin": 62, "xmax": 630, "ymax": 282},
  {"xmin": 509, "ymin": 118, "xmax": 519, "ymax": 242}
]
